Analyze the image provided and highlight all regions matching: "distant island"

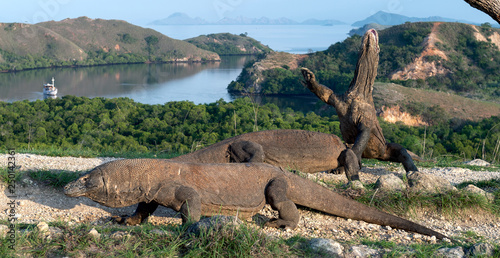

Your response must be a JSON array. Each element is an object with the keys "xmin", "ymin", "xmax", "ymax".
[
  {"xmin": 185, "ymin": 33, "xmax": 272, "ymax": 56},
  {"xmin": 149, "ymin": 12, "xmax": 345, "ymax": 26},
  {"xmin": 0, "ymin": 17, "xmax": 221, "ymax": 72},
  {"xmin": 351, "ymin": 11, "xmax": 485, "ymax": 27}
]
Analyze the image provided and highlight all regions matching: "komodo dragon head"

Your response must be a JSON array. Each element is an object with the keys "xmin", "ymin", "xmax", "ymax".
[
  {"xmin": 347, "ymin": 29, "xmax": 380, "ymax": 101},
  {"xmin": 64, "ymin": 160, "xmax": 156, "ymax": 207},
  {"xmin": 64, "ymin": 167, "xmax": 106, "ymax": 200}
]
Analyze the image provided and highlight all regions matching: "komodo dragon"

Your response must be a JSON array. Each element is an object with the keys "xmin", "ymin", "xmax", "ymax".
[
  {"xmin": 301, "ymin": 29, "xmax": 418, "ymax": 174},
  {"xmin": 132, "ymin": 129, "xmax": 360, "ymax": 223},
  {"xmin": 172, "ymin": 129, "xmax": 359, "ymax": 179},
  {"xmin": 64, "ymin": 159, "xmax": 447, "ymax": 239}
]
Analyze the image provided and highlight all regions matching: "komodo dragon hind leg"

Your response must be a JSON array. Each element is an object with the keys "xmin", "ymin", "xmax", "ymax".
[
  {"xmin": 228, "ymin": 141, "xmax": 265, "ymax": 163},
  {"xmin": 264, "ymin": 177, "xmax": 300, "ymax": 229},
  {"xmin": 113, "ymin": 201, "xmax": 159, "ymax": 225},
  {"xmin": 382, "ymin": 143, "xmax": 418, "ymax": 174}
]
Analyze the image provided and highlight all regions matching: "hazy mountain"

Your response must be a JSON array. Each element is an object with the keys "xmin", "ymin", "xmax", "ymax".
[
  {"xmin": 348, "ymin": 23, "xmax": 393, "ymax": 36},
  {"xmin": 352, "ymin": 11, "xmax": 475, "ymax": 27},
  {"xmin": 216, "ymin": 16, "xmax": 299, "ymax": 25},
  {"xmin": 300, "ymin": 18, "xmax": 345, "ymax": 26},
  {"xmin": 150, "ymin": 13, "xmax": 345, "ymax": 25},
  {"xmin": 149, "ymin": 12, "xmax": 208, "ymax": 25}
]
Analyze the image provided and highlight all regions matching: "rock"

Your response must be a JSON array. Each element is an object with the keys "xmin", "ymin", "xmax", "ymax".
[
  {"xmin": 347, "ymin": 180, "xmax": 365, "ymax": 190},
  {"xmin": 464, "ymin": 184, "xmax": 495, "ymax": 202},
  {"xmin": 347, "ymin": 245, "xmax": 381, "ymax": 257},
  {"xmin": 36, "ymin": 222, "xmax": 49, "ymax": 233},
  {"xmin": 435, "ymin": 247, "xmax": 465, "ymax": 258},
  {"xmin": 110, "ymin": 231, "xmax": 131, "ymax": 239},
  {"xmin": 466, "ymin": 242, "xmax": 495, "ymax": 257},
  {"xmin": 88, "ymin": 228, "xmax": 101, "ymax": 239},
  {"xmin": 465, "ymin": 159, "xmax": 490, "ymax": 167},
  {"xmin": 186, "ymin": 215, "xmax": 241, "ymax": 236},
  {"xmin": 375, "ymin": 174, "xmax": 407, "ymax": 191},
  {"xmin": 309, "ymin": 238, "xmax": 343, "ymax": 257},
  {"xmin": 408, "ymin": 172, "xmax": 457, "ymax": 193}
]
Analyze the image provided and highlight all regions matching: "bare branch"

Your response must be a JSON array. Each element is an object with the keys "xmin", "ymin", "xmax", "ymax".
[{"xmin": 464, "ymin": 0, "xmax": 500, "ymax": 23}]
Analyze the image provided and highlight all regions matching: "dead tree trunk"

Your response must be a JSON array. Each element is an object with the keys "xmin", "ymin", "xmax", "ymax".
[{"xmin": 464, "ymin": 0, "xmax": 500, "ymax": 24}]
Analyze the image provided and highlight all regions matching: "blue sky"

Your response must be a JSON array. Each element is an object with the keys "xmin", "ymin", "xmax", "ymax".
[{"xmin": 0, "ymin": 0, "xmax": 495, "ymax": 25}]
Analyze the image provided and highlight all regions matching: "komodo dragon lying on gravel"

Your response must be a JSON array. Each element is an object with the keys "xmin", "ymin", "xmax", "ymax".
[
  {"xmin": 301, "ymin": 29, "xmax": 418, "ymax": 174},
  {"xmin": 64, "ymin": 159, "xmax": 446, "ymax": 239}
]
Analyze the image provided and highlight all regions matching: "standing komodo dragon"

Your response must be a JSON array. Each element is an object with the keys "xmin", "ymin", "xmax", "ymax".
[
  {"xmin": 301, "ymin": 29, "xmax": 418, "ymax": 174},
  {"xmin": 64, "ymin": 159, "xmax": 447, "ymax": 239}
]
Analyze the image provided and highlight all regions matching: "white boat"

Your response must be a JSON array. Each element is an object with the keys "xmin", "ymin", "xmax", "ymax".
[{"xmin": 43, "ymin": 77, "xmax": 58, "ymax": 96}]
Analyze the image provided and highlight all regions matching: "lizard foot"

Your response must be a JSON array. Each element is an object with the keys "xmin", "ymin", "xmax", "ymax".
[
  {"xmin": 264, "ymin": 218, "xmax": 297, "ymax": 230},
  {"xmin": 111, "ymin": 215, "xmax": 143, "ymax": 226}
]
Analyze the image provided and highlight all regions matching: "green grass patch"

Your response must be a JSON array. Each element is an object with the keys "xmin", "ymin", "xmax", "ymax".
[
  {"xmin": 0, "ymin": 167, "xmax": 24, "ymax": 185},
  {"xmin": 0, "ymin": 221, "xmax": 304, "ymax": 257},
  {"xmin": 3, "ymin": 221, "xmax": 497, "ymax": 257},
  {"xmin": 28, "ymin": 170, "xmax": 82, "ymax": 188},
  {"xmin": 336, "ymin": 181, "xmax": 500, "ymax": 218}
]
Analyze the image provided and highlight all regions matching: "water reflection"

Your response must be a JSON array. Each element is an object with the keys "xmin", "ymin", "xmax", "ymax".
[
  {"xmin": 0, "ymin": 56, "xmax": 253, "ymax": 104},
  {"xmin": 1, "ymin": 56, "xmax": 334, "ymax": 115}
]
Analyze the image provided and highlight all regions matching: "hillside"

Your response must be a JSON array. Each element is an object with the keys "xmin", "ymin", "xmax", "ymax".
[
  {"xmin": 185, "ymin": 33, "xmax": 272, "ymax": 55},
  {"xmin": 0, "ymin": 23, "xmax": 87, "ymax": 63},
  {"xmin": 228, "ymin": 22, "xmax": 500, "ymax": 116},
  {"xmin": 373, "ymin": 82, "xmax": 500, "ymax": 123},
  {"xmin": 0, "ymin": 17, "xmax": 220, "ymax": 71}
]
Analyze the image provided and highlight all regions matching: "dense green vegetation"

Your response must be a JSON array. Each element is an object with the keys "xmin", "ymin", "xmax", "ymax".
[
  {"xmin": 1, "ymin": 96, "xmax": 499, "ymax": 163},
  {"xmin": 186, "ymin": 33, "xmax": 272, "ymax": 56},
  {"xmin": 229, "ymin": 22, "xmax": 500, "ymax": 101}
]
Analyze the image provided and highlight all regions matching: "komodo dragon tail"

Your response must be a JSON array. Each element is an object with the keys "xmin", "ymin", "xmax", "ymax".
[{"xmin": 285, "ymin": 172, "xmax": 447, "ymax": 239}]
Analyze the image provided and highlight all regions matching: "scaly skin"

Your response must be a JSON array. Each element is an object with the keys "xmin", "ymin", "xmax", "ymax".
[
  {"xmin": 301, "ymin": 29, "xmax": 418, "ymax": 174},
  {"xmin": 133, "ymin": 129, "xmax": 361, "ymax": 224},
  {"xmin": 64, "ymin": 159, "xmax": 447, "ymax": 239}
]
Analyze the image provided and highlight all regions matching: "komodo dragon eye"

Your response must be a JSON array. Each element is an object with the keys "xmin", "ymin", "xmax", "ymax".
[{"xmin": 84, "ymin": 170, "xmax": 104, "ymax": 189}]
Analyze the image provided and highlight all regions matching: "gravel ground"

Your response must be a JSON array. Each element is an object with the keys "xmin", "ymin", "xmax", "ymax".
[{"xmin": 1, "ymin": 153, "xmax": 500, "ymax": 246}]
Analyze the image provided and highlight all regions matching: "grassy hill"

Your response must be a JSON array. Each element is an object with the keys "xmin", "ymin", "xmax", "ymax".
[
  {"xmin": 185, "ymin": 33, "xmax": 272, "ymax": 55},
  {"xmin": 373, "ymin": 82, "xmax": 500, "ymax": 123},
  {"xmin": 0, "ymin": 23, "xmax": 87, "ymax": 63},
  {"xmin": 0, "ymin": 17, "xmax": 220, "ymax": 71}
]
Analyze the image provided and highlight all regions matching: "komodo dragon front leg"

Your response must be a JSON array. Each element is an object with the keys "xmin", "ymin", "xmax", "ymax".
[{"xmin": 114, "ymin": 184, "xmax": 201, "ymax": 225}]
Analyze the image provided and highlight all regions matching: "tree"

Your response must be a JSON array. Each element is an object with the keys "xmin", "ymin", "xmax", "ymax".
[{"xmin": 145, "ymin": 35, "xmax": 160, "ymax": 58}]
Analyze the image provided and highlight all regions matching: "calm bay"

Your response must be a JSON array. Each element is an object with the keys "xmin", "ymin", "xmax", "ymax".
[{"xmin": 1, "ymin": 24, "xmax": 353, "ymax": 112}]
